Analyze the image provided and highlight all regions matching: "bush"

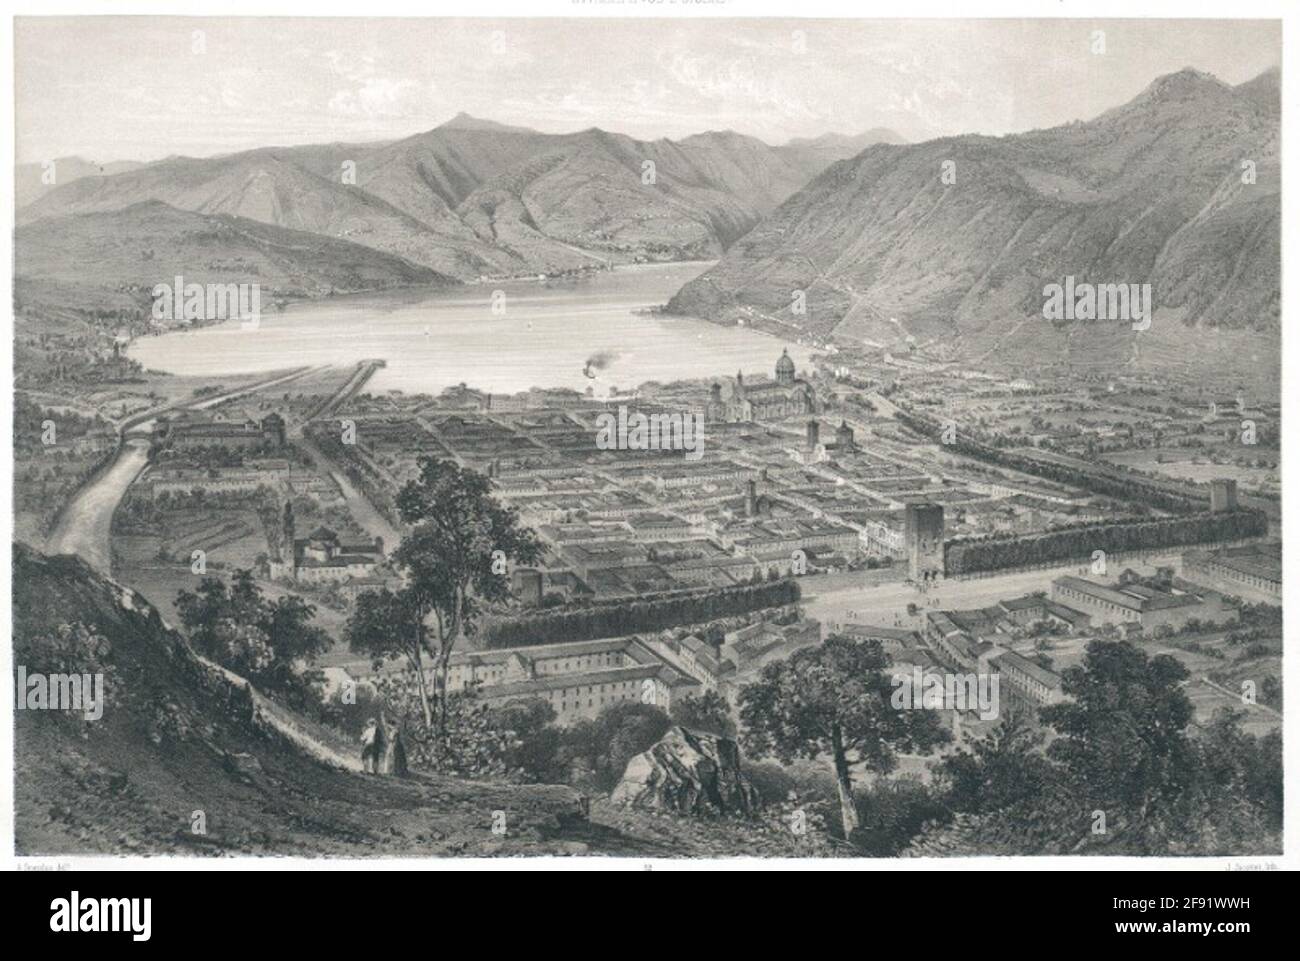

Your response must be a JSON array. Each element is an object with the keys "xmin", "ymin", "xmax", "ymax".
[
  {"xmin": 669, "ymin": 690, "xmax": 736, "ymax": 738},
  {"xmin": 849, "ymin": 777, "xmax": 950, "ymax": 855},
  {"xmin": 556, "ymin": 702, "xmax": 672, "ymax": 794}
]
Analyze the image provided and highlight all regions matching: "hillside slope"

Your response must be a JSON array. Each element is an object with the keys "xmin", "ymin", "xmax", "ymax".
[
  {"xmin": 13, "ymin": 545, "xmax": 831, "ymax": 858},
  {"xmin": 15, "ymin": 156, "xmax": 146, "ymax": 207},
  {"xmin": 17, "ymin": 148, "xmax": 523, "ymax": 281},
  {"xmin": 667, "ymin": 68, "xmax": 1280, "ymax": 384},
  {"xmin": 19, "ymin": 116, "xmax": 892, "ymax": 279},
  {"xmin": 776, "ymin": 128, "xmax": 907, "ymax": 173},
  {"xmin": 13, "ymin": 545, "xmax": 603, "ymax": 856},
  {"xmin": 451, "ymin": 125, "xmax": 889, "ymax": 269},
  {"xmin": 14, "ymin": 201, "xmax": 451, "ymax": 319}
]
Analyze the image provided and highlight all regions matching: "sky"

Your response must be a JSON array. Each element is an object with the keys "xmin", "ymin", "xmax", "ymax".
[{"xmin": 14, "ymin": 17, "xmax": 1281, "ymax": 163}]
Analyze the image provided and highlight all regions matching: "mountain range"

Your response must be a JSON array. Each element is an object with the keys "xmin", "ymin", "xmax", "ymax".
[
  {"xmin": 668, "ymin": 68, "xmax": 1280, "ymax": 382},
  {"xmin": 17, "ymin": 116, "xmax": 903, "ymax": 285},
  {"xmin": 16, "ymin": 69, "xmax": 1281, "ymax": 387}
]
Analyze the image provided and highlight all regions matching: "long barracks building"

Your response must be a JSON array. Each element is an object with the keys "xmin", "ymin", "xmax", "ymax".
[{"xmin": 341, "ymin": 636, "xmax": 705, "ymax": 724}]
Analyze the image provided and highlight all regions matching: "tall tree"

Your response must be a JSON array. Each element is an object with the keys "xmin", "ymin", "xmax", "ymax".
[
  {"xmin": 937, "ymin": 708, "xmax": 1054, "ymax": 816},
  {"xmin": 344, "ymin": 587, "xmax": 435, "ymax": 729},
  {"xmin": 393, "ymin": 457, "xmax": 540, "ymax": 733},
  {"xmin": 1041, "ymin": 640, "xmax": 1196, "ymax": 848},
  {"xmin": 738, "ymin": 635, "xmax": 950, "ymax": 838}
]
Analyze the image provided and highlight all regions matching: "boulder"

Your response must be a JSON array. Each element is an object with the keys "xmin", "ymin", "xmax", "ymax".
[
  {"xmin": 611, "ymin": 726, "xmax": 760, "ymax": 818},
  {"xmin": 222, "ymin": 751, "xmax": 265, "ymax": 784}
]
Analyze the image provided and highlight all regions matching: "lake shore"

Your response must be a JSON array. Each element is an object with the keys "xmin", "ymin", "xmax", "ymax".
[{"xmin": 127, "ymin": 261, "xmax": 821, "ymax": 397}]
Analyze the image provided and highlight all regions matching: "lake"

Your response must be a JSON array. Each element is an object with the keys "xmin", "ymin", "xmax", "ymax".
[{"xmin": 128, "ymin": 262, "xmax": 819, "ymax": 396}]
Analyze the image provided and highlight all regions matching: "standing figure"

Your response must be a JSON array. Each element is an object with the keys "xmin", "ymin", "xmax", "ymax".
[
  {"xmin": 378, "ymin": 712, "xmax": 408, "ymax": 777},
  {"xmin": 360, "ymin": 716, "xmax": 385, "ymax": 774}
]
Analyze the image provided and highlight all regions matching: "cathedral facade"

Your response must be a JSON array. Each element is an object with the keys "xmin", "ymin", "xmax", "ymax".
[{"xmin": 707, "ymin": 349, "xmax": 817, "ymax": 423}]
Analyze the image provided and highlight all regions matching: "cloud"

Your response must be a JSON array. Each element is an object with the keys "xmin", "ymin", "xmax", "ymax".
[
  {"xmin": 324, "ymin": 49, "xmax": 378, "ymax": 83},
  {"xmin": 14, "ymin": 18, "xmax": 1281, "ymax": 163},
  {"xmin": 660, "ymin": 50, "xmax": 819, "ymax": 124},
  {"xmin": 328, "ymin": 76, "xmax": 423, "ymax": 117}
]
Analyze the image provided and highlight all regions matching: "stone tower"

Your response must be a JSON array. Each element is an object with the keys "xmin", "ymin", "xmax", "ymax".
[
  {"xmin": 905, "ymin": 503, "xmax": 945, "ymax": 582},
  {"xmin": 281, "ymin": 502, "xmax": 296, "ymax": 575},
  {"xmin": 512, "ymin": 568, "xmax": 544, "ymax": 607},
  {"xmin": 1210, "ymin": 479, "xmax": 1238, "ymax": 513}
]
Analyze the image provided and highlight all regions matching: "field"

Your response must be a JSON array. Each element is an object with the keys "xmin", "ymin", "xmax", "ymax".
[{"xmin": 1101, "ymin": 448, "xmax": 1279, "ymax": 495}]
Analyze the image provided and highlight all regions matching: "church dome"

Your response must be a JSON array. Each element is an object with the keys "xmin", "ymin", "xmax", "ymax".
[{"xmin": 775, "ymin": 349, "xmax": 796, "ymax": 382}]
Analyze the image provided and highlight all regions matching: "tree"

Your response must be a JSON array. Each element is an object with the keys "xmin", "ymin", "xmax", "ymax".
[
  {"xmin": 487, "ymin": 698, "xmax": 563, "ymax": 783},
  {"xmin": 322, "ymin": 677, "xmax": 387, "ymax": 738},
  {"xmin": 670, "ymin": 690, "xmax": 737, "ymax": 738},
  {"xmin": 1040, "ymin": 640, "xmax": 1196, "ymax": 849},
  {"xmin": 1194, "ymin": 709, "xmax": 1282, "ymax": 837},
  {"xmin": 738, "ymin": 635, "xmax": 950, "ymax": 838},
  {"xmin": 850, "ymin": 776, "xmax": 949, "ymax": 857},
  {"xmin": 937, "ymin": 709, "xmax": 1054, "ymax": 815},
  {"xmin": 558, "ymin": 702, "xmax": 672, "ymax": 793},
  {"xmin": 345, "ymin": 587, "xmax": 435, "ymax": 729},
  {"xmin": 175, "ymin": 570, "xmax": 329, "ymax": 710},
  {"xmin": 393, "ymin": 457, "xmax": 540, "ymax": 734}
]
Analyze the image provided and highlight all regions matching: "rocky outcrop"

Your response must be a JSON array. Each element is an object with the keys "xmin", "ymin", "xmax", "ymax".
[{"xmin": 611, "ymin": 727, "xmax": 760, "ymax": 818}]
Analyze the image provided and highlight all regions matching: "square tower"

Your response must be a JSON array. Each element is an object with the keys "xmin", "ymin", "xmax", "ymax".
[
  {"xmin": 905, "ymin": 503, "xmax": 945, "ymax": 582},
  {"xmin": 1210, "ymin": 479, "xmax": 1238, "ymax": 513}
]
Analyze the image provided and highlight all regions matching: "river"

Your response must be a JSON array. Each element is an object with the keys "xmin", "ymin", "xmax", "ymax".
[{"xmin": 45, "ymin": 439, "xmax": 151, "ymax": 573}]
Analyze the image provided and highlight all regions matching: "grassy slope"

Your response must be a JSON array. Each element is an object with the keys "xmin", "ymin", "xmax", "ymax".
[{"xmin": 14, "ymin": 545, "xmax": 828, "ymax": 858}]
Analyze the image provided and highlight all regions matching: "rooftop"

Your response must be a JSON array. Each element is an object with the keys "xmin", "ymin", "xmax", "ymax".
[{"xmin": 1053, "ymin": 575, "xmax": 1199, "ymax": 612}]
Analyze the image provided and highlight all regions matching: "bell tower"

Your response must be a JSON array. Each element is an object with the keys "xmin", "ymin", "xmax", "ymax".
[{"xmin": 281, "ymin": 502, "xmax": 296, "ymax": 574}]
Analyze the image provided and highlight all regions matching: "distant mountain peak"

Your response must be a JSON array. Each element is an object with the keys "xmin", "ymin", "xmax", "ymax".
[
  {"xmin": 668, "ymin": 62, "xmax": 1279, "ymax": 383},
  {"xmin": 784, "ymin": 128, "xmax": 906, "ymax": 149},
  {"xmin": 436, "ymin": 112, "xmax": 535, "ymax": 134},
  {"xmin": 1138, "ymin": 66, "xmax": 1230, "ymax": 101},
  {"xmin": 682, "ymin": 129, "xmax": 746, "ymax": 141}
]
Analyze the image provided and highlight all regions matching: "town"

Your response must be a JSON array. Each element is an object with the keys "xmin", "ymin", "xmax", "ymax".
[
  {"xmin": 10, "ymin": 13, "xmax": 1284, "ymax": 865},
  {"xmin": 19, "ymin": 343, "xmax": 1279, "ymax": 752}
]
